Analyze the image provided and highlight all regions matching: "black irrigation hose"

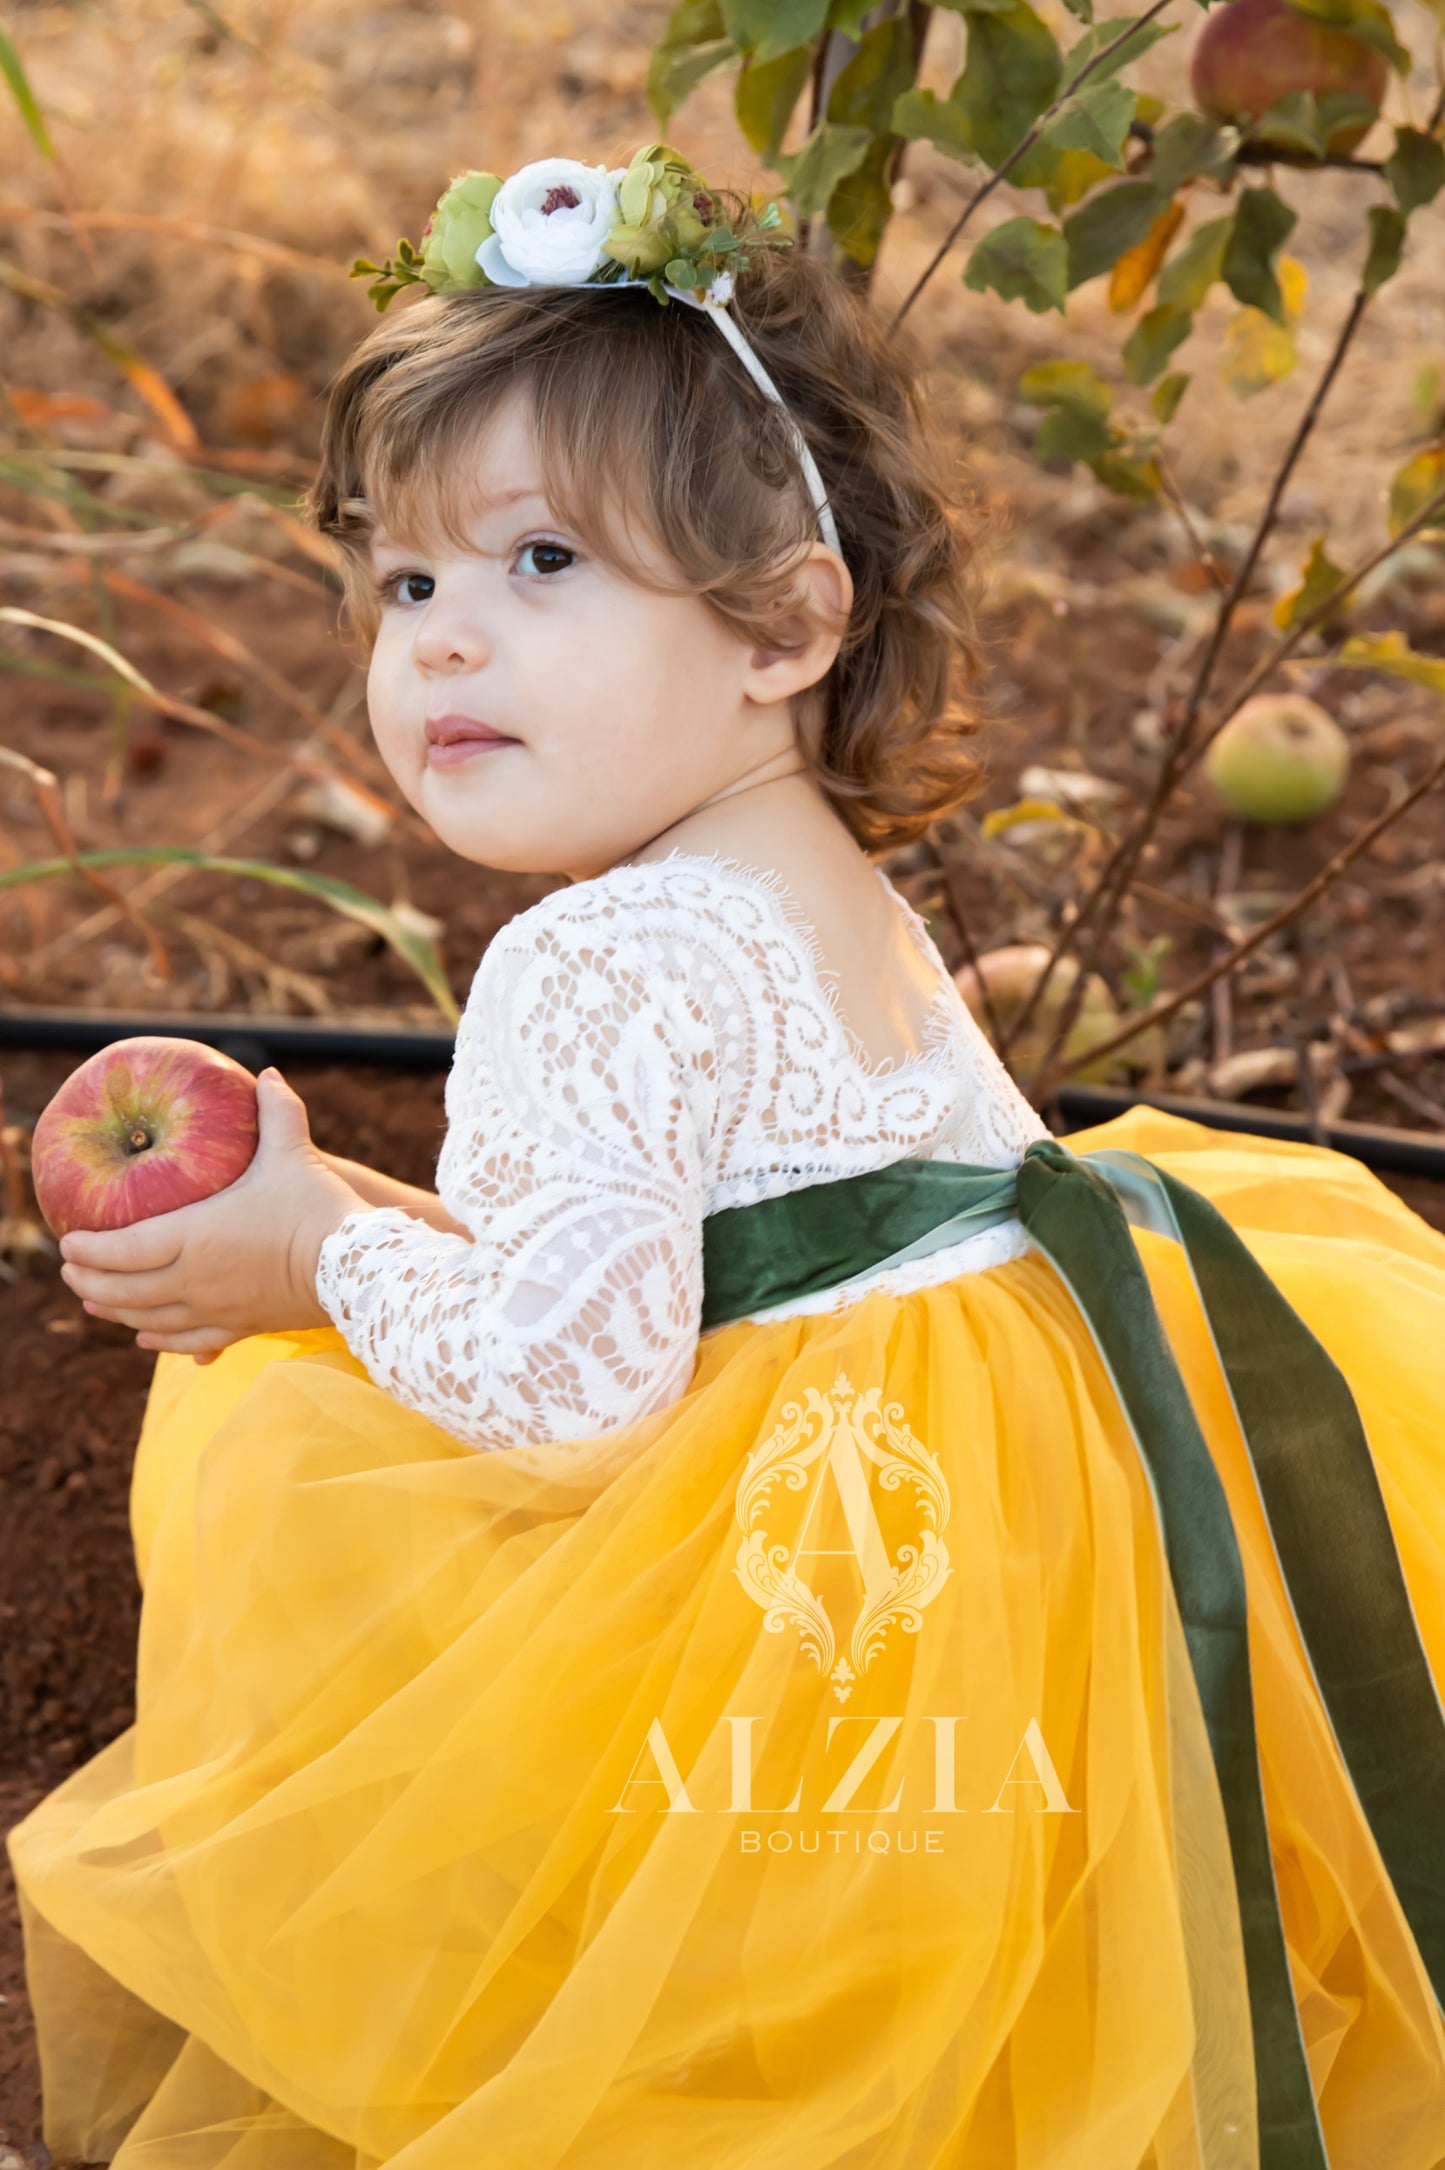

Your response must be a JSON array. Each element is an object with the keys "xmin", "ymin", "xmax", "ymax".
[{"xmin": 5, "ymin": 1004, "xmax": 1445, "ymax": 1181}]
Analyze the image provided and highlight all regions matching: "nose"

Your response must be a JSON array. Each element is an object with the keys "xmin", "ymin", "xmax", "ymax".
[{"xmin": 411, "ymin": 586, "xmax": 491, "ymax": 677}]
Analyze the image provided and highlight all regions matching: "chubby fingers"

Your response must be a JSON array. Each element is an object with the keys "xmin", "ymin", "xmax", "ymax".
[
  {"xmin": 59, "ymin": 1219, "xmax": 184, "ymax": 1272},
  {"xmin": 133, "ymin": 1326, "xmax": 234, "ymax": 1358},
  {"xmin": 60, "ymin": 1260, "xmax": 186, "ymax": 1309}
]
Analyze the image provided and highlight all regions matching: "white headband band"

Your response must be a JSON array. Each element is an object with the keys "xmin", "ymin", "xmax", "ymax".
[{"xmin": 614, "ymin": 277, "xmax": 842, "ymax": 562}]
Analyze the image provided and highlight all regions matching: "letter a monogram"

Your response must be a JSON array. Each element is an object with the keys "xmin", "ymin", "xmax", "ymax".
[{"xmin": 732, "ymin": 1372, "xmax": 952, "ymax": 1702}]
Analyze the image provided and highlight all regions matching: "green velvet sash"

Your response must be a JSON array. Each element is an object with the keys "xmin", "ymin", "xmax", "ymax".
[{"xmin": 701, "ymin": 1134, "xmax": 1445, "ymax": 2170}]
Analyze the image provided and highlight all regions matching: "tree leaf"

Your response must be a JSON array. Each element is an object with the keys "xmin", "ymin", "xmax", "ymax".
[
  {"xmin": 656, "ymin": 0, "xmax": 726, "ymax": 41},
  {"xmin": 1063, "ymin": 178, "xmax": 1167, "ymax": 289},
  {"xmin": 1123, "ymin": 299, "xmax": 1194, "ymax": 383},
  {"xmin": 1151, "ymin": 371, "xmax": 1191, "ymax": 422},
  {"xmin": 1385, "ymin": 127, "xmax": 1445, "ymax": 215},
  {"xmin": 963, "ymin": 217, "xmax": 1068, "ymax": 313},
  {"xmin": 1108, "ymin": 200, "xmax": 1184, "ymax": 309},
  {"xmin": 773, "ymin": 120, "xmax": 874, "ymax": 213},
  {"xmin": 826, "ymin": 133, "xmax": 896, "ymax": 267},
  {"xmin": 735, "ymin": 44, "xmax": 813, "ymax": 156},
  {"xmin": 1032, "ymin": 77, "xmax": 1136, "ymax": 168},
  {"xmin": 827, "ymin": 12, "xmax": 917, "ymax": 130},
  {"xmin": 721, "ymin": 0, "xmax": 829, "ymax": 63},
  {"xmin": 1249, "ymin": 90, "xmax": 1332, "ymax": 157},
  {"xmin": 647, "ymin": 37, "xmax": 735, "ymax": 123},
  {"xmin": 1149, "ymin": 111, "xmax": 1237, "ymax": 193},
  {"xmin": 0, "ymin": 23, "xmax": 56, "ymax": 160},
  {"xmin": 1061, "ymin": 12, "xmax": 1178, "ymax": 77},
  {"xmin": 1036, "ymin": 405, "xmax": 1116, "ymax": 461},
  {"xmin": 892, "ymin": 86, "xmax": 978, "ymax": 161},
  {"xmin": 1018, "ymin": 358, "xmax": 1113, "ymax": 417},
  {"xmin": 1334, "ymin": 630, "xmax": 1445, "ymax": 696},
  {"xmin": 1272, "ymin": 535, "xmax": 1348, "ymax": 629},
  {"xmin": 1062, "ymin": 0, "xmax": 1095, "ymax": 21},
  {"xmin": 1156, "ymin": 212, "xmax": 1234, "ymax": 308},
  {"xmin": 1090, "ymin": 446, "xmax": 1162, "ymax": 498},
  {"xmin": 950, "ymin": 0, "xmax": 1063, "ymax": 168},
  {"xmin": 1220, "ymin": 306, "xmax": 1298, "ymax": 397},
  {"xmin": 1362, "ymin": 203, "xmax": 1406, "ymax": 296},
  {"xmin": 1278, "ymin": 0, "xmax": 1411, "ymax": 72},
  {"xmin": 1388, "ymin": 445, "xmax": 1445, "ymax": 535},
  {"xmin": 1040, "ymin": 147, "xmax": 1121, "ymax": 207},
  {"xmin": 827, "ymin": 0, "xmax": 879, "ymax": 31},
  {"xmin": 1220, "ymin": 185, "xmax": 1297, "ymax": 323}
]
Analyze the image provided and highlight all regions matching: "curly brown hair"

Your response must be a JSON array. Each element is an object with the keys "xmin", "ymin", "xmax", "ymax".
[{"xmin": 309, "ymin": 214, "xmax": 987, "ymax": 855}]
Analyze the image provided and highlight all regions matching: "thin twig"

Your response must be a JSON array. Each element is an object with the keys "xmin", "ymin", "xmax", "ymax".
[
  {"xmin": 923, "ymin": 834, "xmax": 1020, "ymax": 1085},
  {"xmin": 1375, "ymin": 1069, "xmax": 1445, "ymax": 1129},
  {"xmin": 1155, "ymin": 457, "xmax": 1228, "ymax": 592},
  {"xmin": 1005, "ymin": 278, "xmax": 1376, "ymax": 1083},
  {"xmin": 888, "ymin": 0, "xmax": 1179, "ymax": 332},
  {"xmin": 1029, "ymin": 722, "xmax": 1445, "ymax": 1088}
]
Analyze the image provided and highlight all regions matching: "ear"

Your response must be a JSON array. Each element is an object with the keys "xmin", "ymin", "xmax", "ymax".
[{"xmin": 741, "ymin": 543, "xmax": 854, "ymax": 710}]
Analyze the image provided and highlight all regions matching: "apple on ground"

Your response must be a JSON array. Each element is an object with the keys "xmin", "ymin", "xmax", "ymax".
[
  {"xmin": 31, "ymin": 1037, "xmax": 260, "ymax": 1239},
  {"xmin": 954, "ymin": 944, "xmax": 1163, "ymax": 1086},
  {"xmin": 1203, "ymin": 694, "xmax": 1350, "ymax": 825},
  {"xmin": 1190, "ymin": 0, "xmax": 1389, "ymax": 154}
]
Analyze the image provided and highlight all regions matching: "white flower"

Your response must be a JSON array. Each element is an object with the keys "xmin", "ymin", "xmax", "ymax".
[{"xmin": 475, "ymin": 158, "xmax": 626, "ymax": 288}]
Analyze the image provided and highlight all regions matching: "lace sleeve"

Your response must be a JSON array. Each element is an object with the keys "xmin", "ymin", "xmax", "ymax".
[{"xmin": 313, "ymin": 888, "xmax": 718, "ymax": 1452}]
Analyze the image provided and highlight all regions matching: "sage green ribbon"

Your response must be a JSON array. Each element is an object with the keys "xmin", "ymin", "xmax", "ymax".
[{"xmin": 701, "ymin": 1134, "xmax": 1445, "ymax": 2170}]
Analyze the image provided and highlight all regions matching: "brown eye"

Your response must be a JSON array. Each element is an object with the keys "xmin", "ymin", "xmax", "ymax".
[
  {"xmin": 516, "ymin": 541, "xmax": 576, "ymax": 577},
  {"xmin": 391, "ymin": 572, "xmax": 434, "ymax": 606}
]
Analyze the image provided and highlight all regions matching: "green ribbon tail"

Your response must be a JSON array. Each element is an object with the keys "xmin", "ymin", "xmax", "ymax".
[
  {"xmin": 1016, "ymin": 1139, "xmax": 1330, "ymax": 2170},
  {"xmin": 1084, "ymin": 1145, "xmax": 1445, "ymax": 2015}
]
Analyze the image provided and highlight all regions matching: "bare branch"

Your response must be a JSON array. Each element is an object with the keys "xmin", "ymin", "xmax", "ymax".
[{"xmin": 1003, "ymin": 277, "xmax": 1375, "ymax": 1083}]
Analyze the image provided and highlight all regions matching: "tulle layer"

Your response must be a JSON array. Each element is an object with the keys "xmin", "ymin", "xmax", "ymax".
[{"xmin": 10, "ymin": 1107, "xmax": 1445, "ymax": 2170}]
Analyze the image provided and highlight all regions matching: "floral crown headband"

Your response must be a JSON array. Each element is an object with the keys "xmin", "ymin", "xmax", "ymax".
[{"xmin": 351, "ymin": 142, "xmax": 842, "ymax": 561}]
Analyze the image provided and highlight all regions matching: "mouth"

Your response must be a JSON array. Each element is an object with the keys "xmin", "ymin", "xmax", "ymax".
[{"xmin": 424, "ymin": 715, "xmax": 522, "ymax": 768}]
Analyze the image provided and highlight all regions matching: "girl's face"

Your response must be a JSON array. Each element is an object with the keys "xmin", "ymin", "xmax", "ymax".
[{"xmin": 364, "ymin": 385, "xmax": 850, "ymax": 883}]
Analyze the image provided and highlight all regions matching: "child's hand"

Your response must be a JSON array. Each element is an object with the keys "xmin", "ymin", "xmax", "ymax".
[{"xmin": 55, "ymin": 1067, "xmax": 370, "ymax": 1365}]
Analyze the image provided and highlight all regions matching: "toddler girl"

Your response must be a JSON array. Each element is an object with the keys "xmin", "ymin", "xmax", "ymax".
[{"xmin": 11, "ymin": 146, "xmax": 1445, "ymax": 2170}]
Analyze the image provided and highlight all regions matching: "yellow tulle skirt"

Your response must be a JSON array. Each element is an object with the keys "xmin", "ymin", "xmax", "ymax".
[{"xmin": 10, "ymin": 1105, "xmax": 1445, "ymax": 2170}]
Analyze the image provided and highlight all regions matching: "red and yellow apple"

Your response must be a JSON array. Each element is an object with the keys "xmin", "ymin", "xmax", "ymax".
[
  {"xmin": 31, "ymin": 1036, "xmax": 260, "ymax": 1238},
  {"xmin": 1190, "ymin": 0, "xmax": 1389, "ymax": 154}
]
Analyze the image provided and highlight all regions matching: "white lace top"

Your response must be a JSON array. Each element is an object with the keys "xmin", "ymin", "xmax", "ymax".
[{"xmin": 314, "ymin": 850, "xmax": 1053, "ymax": 1451}]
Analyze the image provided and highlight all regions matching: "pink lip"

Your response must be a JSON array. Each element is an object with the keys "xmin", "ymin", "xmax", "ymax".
[{"xmin": 424, "ymin": 714, "xmax": 521, "ymax": 768}]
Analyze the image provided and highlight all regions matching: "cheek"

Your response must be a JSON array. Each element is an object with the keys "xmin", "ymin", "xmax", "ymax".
[{"xmin": 365, "ymin": 637, "xmax": 410, "ymax": 748}]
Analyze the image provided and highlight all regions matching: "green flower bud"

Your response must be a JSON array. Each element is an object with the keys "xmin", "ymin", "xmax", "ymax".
[
  {"xmin": 603, "ymin": 142, "xmax": 714, "ymax": 277},
  {"xmin": 420, "ymin": 170, "xmax": 503, "ymax": 292}
]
